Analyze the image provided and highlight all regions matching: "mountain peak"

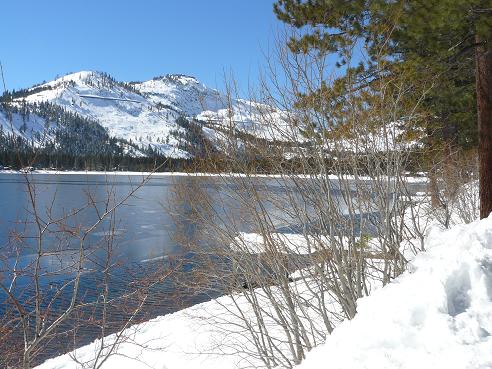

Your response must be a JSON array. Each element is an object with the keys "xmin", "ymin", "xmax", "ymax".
[
  {"xmin": 4, "ymin": 69, "xmax": 288, "ymax": 160},
  {"xmin": 152, "ymin": 74, "xmax": 199, "ymax": 85},
  {"xmin": 53, "ymin": 70, "xmax": 97, "ymax": 83}
]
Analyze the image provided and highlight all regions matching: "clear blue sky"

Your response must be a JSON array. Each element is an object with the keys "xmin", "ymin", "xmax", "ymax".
[{"xmin": 1, "ymin": 0, "xmax": 279, "ymax": 93}]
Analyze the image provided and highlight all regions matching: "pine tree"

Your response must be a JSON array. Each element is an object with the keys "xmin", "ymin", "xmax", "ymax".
[{"xmin": 274, "ymin": 0, "xmax": 492, "ymax": 217}]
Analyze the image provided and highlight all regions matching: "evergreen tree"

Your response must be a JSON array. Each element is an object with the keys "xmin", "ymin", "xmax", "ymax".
[{"xmin": 274, "ymin": 0, "xmax": 492, "ymax": 217}]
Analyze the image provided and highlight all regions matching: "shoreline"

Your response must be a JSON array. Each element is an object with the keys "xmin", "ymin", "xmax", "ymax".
[{"xmin": 0, "ymin": 169, "xmax": 429, "ymax": 183}]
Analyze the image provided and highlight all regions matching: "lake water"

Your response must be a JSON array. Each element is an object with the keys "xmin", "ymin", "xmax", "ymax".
[
  {"xmin": 0, "ymin": 173, "xmax": 198, "ymax": 266},
  {"xmin": 0, "ymin": 172, "xmax": 425, "ymax": 366},
  {"xmin": 0, "ymin": 172, "xmax": 316, "ymax": 365}
]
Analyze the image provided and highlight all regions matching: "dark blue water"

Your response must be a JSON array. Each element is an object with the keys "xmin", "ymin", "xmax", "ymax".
[{"xmin": 0, "ymin": 173, "xmax": 219, "ymax": 365}]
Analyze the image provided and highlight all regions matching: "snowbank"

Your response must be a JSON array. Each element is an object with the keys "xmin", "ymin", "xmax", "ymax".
[
  {"xmin": 230, "ymin": 232, "xmax": 326, "ymax": 255},
  {"xmin": 299, "ymin": 216, "xmax": 492, "ymax": 369},
  {"xmin": 34, "ymin": 276, "xmax": 333, "ymax": 369}
]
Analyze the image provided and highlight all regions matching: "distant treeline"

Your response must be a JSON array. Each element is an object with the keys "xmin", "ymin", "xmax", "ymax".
[
  {"xmin": 0, "ymin": 151, "xmax": 192, "ymax": 172},
  {"xmin": 0, "ymin": 140, "xmax": 426, "ymax": 174}
]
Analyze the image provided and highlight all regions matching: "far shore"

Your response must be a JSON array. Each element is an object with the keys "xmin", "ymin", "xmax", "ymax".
[{"xmin": 0, "ymin": 169, "xmax": 429, "ymax": 183}]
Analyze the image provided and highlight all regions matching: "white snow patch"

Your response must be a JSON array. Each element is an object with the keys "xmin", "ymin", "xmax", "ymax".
[{"xmin": 299, "ymin": 216, "xmax": 492, "ymax": 369}]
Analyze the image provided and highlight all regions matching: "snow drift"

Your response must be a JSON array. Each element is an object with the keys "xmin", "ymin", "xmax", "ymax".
[{"xmin": 299, "ymin": 216, "xmax": 492, "ymax": 369}]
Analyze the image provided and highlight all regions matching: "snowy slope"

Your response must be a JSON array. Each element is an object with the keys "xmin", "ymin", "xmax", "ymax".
[
  {"xmin": 8, "ymin": 71, "xmax": 298, "ymax": 159},
  {"xmin": 136, "ymin": 75, "xmax": 298, "ymax": 141},
  {"xmin": 135, "ymin": 74, "xmax": 225, "ymax": 116},
  {"xmin": 197, "ymin": 100, "xmax": 301, "ymax": 142},
  {"xmin": 6, "ymin": 71, "xmax": 420, "ymax": 160},
  {"xmin": 34, "ymin": 247, "xmax": 335, "ymax": 369},
  {"xmin": 0, "ymin": 108, "xmax": 52, "ymax": 146},
  {"xmin": 299, "ymin": 217, "xmax": 492, "ymax": 369},
  {"xmin": 18, "ymin": 71, "xmax": 189, "ymax": 158}
]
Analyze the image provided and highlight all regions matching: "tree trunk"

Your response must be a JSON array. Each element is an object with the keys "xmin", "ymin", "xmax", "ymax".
[
  {"xmin": 476, "ymin": 34, "xmax": 492, "ymax": 219},
  {"xmin": 428, "ymin": 165, "xmax": 440, "ymax": 208}
]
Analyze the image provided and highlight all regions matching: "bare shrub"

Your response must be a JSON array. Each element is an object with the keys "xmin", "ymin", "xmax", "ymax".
[
  {"xmin": 428, "ymin": 149, "xmax": 479, "ymax": 227},
  {"xmin": 0, "ymin": 169, "xmax": 174, "ymax": 368},
  {"xmin": 167, "ymin": 29, "xmax": 431, "ymax": 368}
]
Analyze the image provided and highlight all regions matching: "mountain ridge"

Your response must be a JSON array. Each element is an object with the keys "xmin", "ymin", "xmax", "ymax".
[{"xmin": 1, "ymin": 70, "xmax": 274, "ymax": 160}]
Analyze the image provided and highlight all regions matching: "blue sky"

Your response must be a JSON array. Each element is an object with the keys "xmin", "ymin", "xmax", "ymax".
[{"xmin": 1, "ymin": 0, "xmax": 279, "ymax": 93}]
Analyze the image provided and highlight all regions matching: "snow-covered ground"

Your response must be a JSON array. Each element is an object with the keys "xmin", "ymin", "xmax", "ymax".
[
  {"xmin": 35, "ymin": 281, "xmax": 329, "ymax": 369},
  {"xmin": 299, "ymin": 216, "xmax": 492, "ymax": 369}
]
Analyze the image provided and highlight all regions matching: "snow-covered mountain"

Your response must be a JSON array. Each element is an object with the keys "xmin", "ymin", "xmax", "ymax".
[
  {"xmin": 135, "ymin": 74, "xmax": 225, "ymax": 117},
  {"xmin": 0, "ymin": 71, "xmax": 294, "ymax": 159}
]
